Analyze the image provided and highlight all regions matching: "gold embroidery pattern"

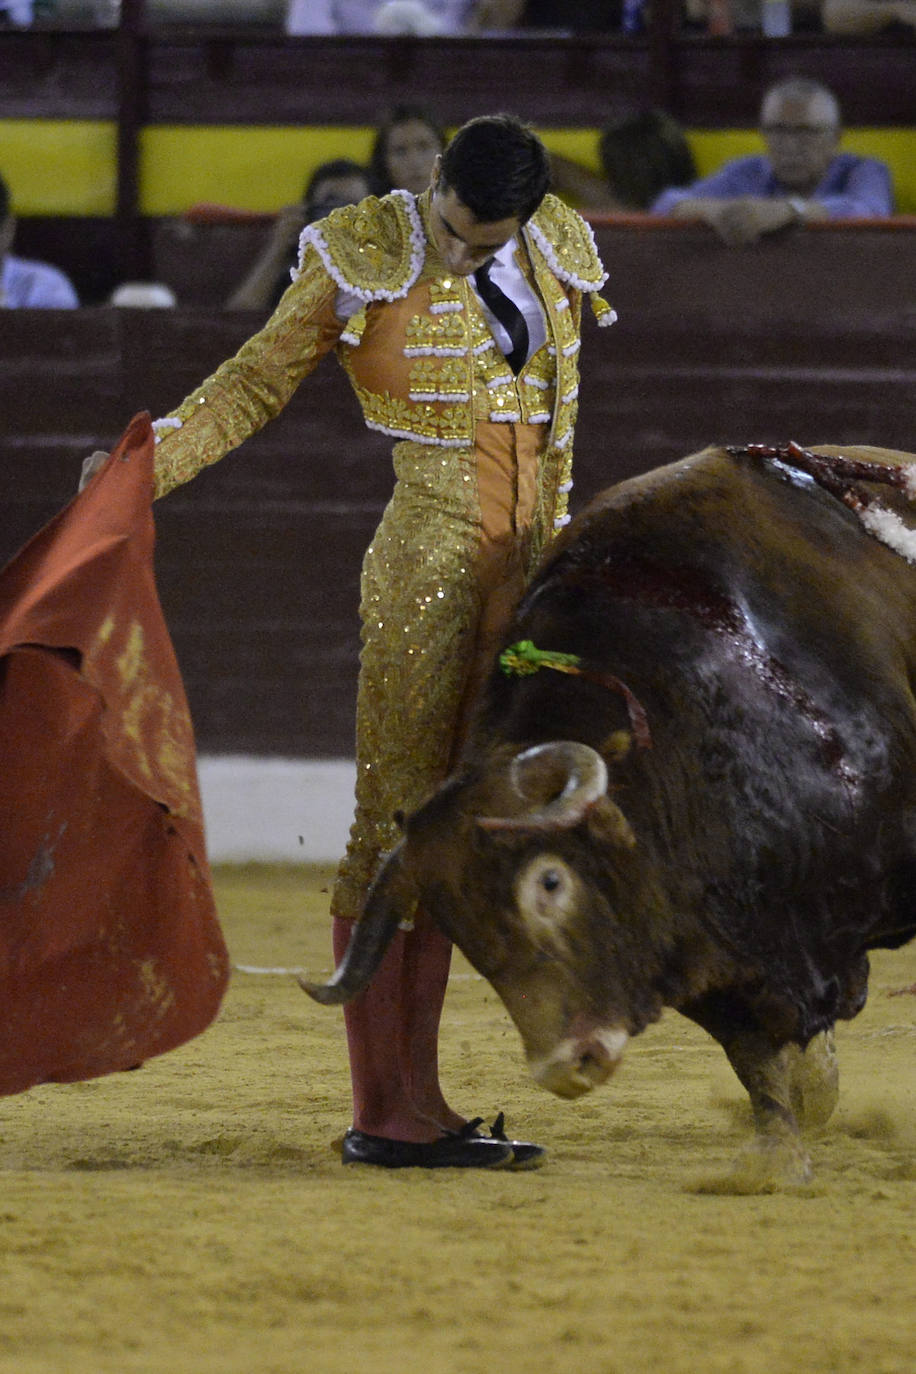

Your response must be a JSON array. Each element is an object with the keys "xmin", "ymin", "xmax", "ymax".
[
  {"xmin": 332, "ymin": 439, "xmax": 481, "ymax": 917},
  {"xmin": 308, "ymin": 193, "xmax": 422, "ymax": 299},
  {"xmin": 152, "ymin": 246, "xmax": 341, "ymax": 498},
  {"xmin": 347, "ymin": 380, "xmax": 474, "ymax": 446},
  {"xmin": 404, "ymin": 310, "xmax": 469, "ymax": 356},
  {"xmin": 515, "ymin": 250, "xmax": 583, "ymax": 555},
  {"xmin": 428, "ymin": 278, "xmax": 465, "ymax": 312},
  {"xmin": 408, "ymin": 355, "xmax": 471, "ymax": 401},
  {"xmin": 340, "ymin": 304, "xmax": 368, "ymax": 344},
  {"xmin": 527, "ymin": 193, "xmax": 608, "ymax": 291},
  {"xmin": 464, "ymin": 300, "xmax": 540, "ymax": 425}
]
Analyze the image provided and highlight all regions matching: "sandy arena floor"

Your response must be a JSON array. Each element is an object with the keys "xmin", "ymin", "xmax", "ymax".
[{"xmin": 0, "ymin": 863, "xmax": 914, "ymax": 1374}]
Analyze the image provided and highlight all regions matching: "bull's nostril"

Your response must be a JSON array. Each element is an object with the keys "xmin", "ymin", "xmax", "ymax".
[
  {"xmin": 578, "ymin": 1053, "xmax": 601, "ymax": 1081},
  {"xmin": 529, "ymin": 1027, "xmax": 627, "ymax": 1097},
  {"xmin": 576, "ymin": 1037, "xmax": 616, "ymax": 1082}
]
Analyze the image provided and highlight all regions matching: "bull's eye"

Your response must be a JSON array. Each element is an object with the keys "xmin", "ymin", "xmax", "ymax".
[{"xmin": 514, "ymin": 853, "xmax": 580, "ymax": 938}]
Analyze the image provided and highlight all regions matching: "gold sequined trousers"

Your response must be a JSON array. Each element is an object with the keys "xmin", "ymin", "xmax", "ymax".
[{"xmin": 331, "ymin": 421, "xmax": 549, "ymax": 922}]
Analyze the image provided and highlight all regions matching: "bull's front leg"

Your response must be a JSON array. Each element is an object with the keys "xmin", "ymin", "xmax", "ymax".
[
  {"xmin": 722, "ymin": 1030, "xmax": 814, "ymax": 1187},
  {"xmin": 684, "ymin": 997, "xmax": 837, "ymax": 1192},
  {"xmin": 727, "ymin": 1026, "xmax": 838, "ymax": 1153},
  {"xmin": 786, "ymin": 1027, "xmax": 839, "ymax": 1131}
]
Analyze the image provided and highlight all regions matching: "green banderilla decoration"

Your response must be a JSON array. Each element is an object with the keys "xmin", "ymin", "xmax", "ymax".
[
  {"xmin": 499, "ymin": 640, "xmax": 583, "ymax": 677},
  {"xmin": 498, "ymin": 639, "xmax": 652, "ymax": 750}
]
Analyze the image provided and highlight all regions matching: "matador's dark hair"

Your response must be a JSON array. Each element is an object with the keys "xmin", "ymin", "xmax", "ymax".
[{"xmin": 439, "ymin": 114, "xmax": 551, "ymax": 225}]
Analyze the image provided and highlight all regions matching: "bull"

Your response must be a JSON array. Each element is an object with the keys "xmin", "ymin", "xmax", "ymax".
[{"xmin": 305, "ymin": 443, "xmax": 916, "ymax": 1186}]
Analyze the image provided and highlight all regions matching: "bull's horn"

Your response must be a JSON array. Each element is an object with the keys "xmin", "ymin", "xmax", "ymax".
[
  {"xmin": 299, "ymin": 844, "xmax": 411, "ymax": 1004},
  {"xmin": 477, "ymin": 741, "xmax": 608, "ymax": 832}
]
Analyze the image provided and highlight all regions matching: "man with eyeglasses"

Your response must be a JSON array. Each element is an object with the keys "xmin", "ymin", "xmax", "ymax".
[{"xmin": 650, "ymin": 77, "xmax": 894, "ymax": 246}]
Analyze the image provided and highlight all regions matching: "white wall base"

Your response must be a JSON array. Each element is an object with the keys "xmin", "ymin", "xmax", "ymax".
[{"xmin": 197, "ymin": 755, "xmax": 356, "ymax": 863}]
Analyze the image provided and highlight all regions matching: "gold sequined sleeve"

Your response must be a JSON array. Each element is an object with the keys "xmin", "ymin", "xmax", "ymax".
[{"xmin": 152, "ymin": 245, "xmax": 343, "ymax": 499}]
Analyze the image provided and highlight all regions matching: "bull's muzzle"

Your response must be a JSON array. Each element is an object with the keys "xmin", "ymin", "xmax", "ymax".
[{"xmin": 528, "ymin": 1026, "xmax": 629, "ymax": 1098}]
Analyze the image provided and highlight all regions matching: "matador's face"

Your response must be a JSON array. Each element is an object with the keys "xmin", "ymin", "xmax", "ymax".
[{"xmin": 428, "ymin": 168, "xmax": 521, "ymax": 277}]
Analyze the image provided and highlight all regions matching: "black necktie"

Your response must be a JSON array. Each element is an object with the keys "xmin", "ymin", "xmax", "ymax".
[{"xmin": 473, "ymin": 258, "xmax": 530, "ymax": 375}]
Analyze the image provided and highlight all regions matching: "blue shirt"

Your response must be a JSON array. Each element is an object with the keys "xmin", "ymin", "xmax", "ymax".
[
  {"xmin": 651, "ymin": 152, "xmax": 894, "ymax": 220},
  {"xmin": 1, "ymin": 254, "xmax": 79, "ymax": 308}
]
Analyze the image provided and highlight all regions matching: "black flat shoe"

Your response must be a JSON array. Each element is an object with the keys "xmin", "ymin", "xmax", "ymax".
[
  {"xmin": 341, "ymin": 1127, "xmax": 513, "ymax": 1169},
  {"xmin": 484, "ymin": 1112, "xmax": 548, "ymax": 1171}
]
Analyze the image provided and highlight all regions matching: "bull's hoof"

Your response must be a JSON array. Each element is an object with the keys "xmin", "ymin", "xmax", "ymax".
[
  {"xmin": 787, "ymin": 1029, "xmax": 839, "ymax": 1131},
  {"xmin": 690, "ymin": 1136, "xmax": 815, "ymax": 1195}
]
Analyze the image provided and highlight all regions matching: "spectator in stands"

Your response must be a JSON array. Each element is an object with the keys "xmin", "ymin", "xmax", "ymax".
[
  {"xmin": 367, "ymin": 106, "xmax": 446, "ymax": 198},
  {"xmin": 821, "ymin": 0, "xmax": 916, "ymax": 30},
  {"xmin": 551, "ymin": 110, "xmax": 697, "ymax": 212},
  {"xmin": 226, "ymin": 158, "xmax": 370, "ymax": 312},
  {"xmin": 0, "ymin": 0, "xmax": 34, "ymax": 24},
  {"xmin": 286, "ymin": 0, "xmax": 525, "ymax": 33},
  {"xmin": 0, "ymin": 173, "xmax": 79, "ymax": 308},
  {"xmin": 651, "ymin": 77, "xmax": 894, "ymax": 246}
]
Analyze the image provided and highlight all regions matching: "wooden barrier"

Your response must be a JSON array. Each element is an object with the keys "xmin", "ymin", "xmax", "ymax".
[
  {"xmin": 2, "ymin": 29, "xmax": 913, "ymax": 128},
  {"xmin": 2, "ymin": 220, "xmax": 914, "ymax": 755}
]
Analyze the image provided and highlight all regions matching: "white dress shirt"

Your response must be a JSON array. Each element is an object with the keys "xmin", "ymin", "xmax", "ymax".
[{"xmin": 467, "ymin": 236, "xmax": 546, "ymax": 368}]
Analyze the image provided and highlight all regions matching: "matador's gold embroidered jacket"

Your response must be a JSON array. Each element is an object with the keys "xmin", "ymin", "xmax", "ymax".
[
  {"xmin": 151, "ymin": 189, "xmax": 614, "ymax": 557},
  {"xmin": 149, "ymin": 189, "xmax": 614, "ymax": 918}
]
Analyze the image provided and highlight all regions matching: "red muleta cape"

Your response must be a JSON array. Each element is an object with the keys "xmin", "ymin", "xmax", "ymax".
[{"xmin": 0, "ymin": 413, "xmax": 230, "ymax": 1095}]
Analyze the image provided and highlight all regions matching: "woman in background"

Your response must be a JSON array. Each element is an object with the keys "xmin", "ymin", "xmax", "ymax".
[{"xmin": 367, "ymin": 105, "xmax": 446, "ymax": 197}]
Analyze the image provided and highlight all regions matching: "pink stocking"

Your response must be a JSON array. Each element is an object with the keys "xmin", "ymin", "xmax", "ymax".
[
  {"xmin": 398, "ymin": 916, "xmax": 464, "ymax": 1134},
  {"xmin": 333, "ymin": 915, "xmax": 463, "ymax": 1141},
  {"xmin": 334, "ymin": 917, "xmax": 445, "ymax": 1142}
]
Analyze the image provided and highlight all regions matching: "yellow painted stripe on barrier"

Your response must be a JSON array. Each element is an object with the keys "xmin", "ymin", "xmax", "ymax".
[
  {"xmin": 0, "ymin": 120, "xmax": 117, "ymax": 215},
  {"xmin": 138, "ymin": 125, "xmax": 378, "ymax": 213},
  {"xmin": 840, "ymin": 127, "xmax": 916, "ymax": 211},
  {"xmin": 3, "ymin": 121, "xmax": 915, "ymax": 215},
  {"xmin": 0, "ymin": 124, "xmax": 609, "ymax": 215},
  {"xmin": 688, "ymin": 129, "xmax": 764, "ymax": 177},
  {"xmin": 538, "ymin": 128, "xmax": 605, "ymax": 171},
  {"xmin": 139, "ymin": 126, "xmax": 614, "ymax": 212},
  {"xmin": 139, "ymin": 128, "xmax": 609, "ymax": 213}
]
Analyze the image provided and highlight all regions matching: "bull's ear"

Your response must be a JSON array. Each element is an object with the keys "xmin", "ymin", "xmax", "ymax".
[{"xmin": 585, "ymin": 796, "xmax": 636, "ymax": 850}]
